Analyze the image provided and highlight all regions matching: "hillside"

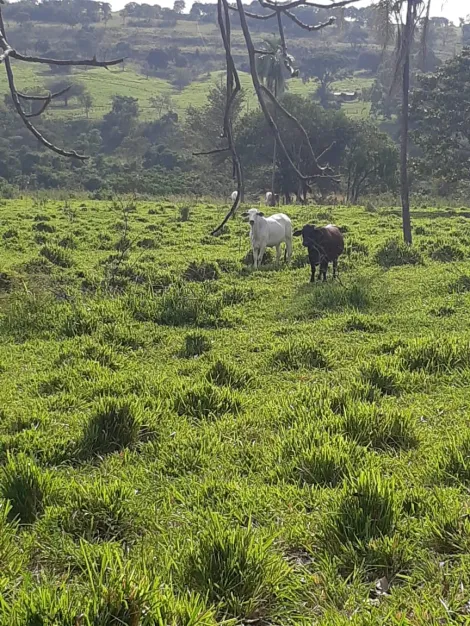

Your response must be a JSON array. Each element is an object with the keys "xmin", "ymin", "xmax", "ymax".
[{"xmin": 2, "ymin": 4, "xmax": 461, "ymax": 120}]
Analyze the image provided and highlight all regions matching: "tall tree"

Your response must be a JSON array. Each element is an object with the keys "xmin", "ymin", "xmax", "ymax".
[
  {"xmin": 378, "ymin": 0, "xmax": 425, "ymax": 244},
  {"xmin": 256, "ymin": 37, "xmax": 286, "ymax": 202}
]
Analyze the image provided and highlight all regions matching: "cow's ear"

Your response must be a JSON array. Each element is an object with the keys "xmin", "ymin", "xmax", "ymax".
[
  {"xmin": 257, "ymin": 211, "xmax": 264, "ymax": 217},
  {"xmin": 293, "ymin": 229, "xmax": 303, "ymax": 237},
  {"xmin": 241, "ymin": 211, "xmax": 248, "ymax": 218}
]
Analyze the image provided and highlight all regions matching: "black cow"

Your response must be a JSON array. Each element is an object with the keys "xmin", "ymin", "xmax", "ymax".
[{"xmin": 293, "ymin": 224, "xmax": 344, "ymax": 282}]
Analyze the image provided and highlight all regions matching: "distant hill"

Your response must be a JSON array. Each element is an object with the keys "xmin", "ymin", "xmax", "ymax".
[{"xmin": 1, "ymin": 0, "xmax": 461, "ymax": 120}]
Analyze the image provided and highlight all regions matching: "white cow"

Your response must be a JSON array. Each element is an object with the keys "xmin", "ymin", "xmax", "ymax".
[
  {"xmin": 231, "ymin": 191, "xmax": 238, "ymax": 203},
  {"xmin": 243, "ymin": 208, "xmax": 292, "ymax": 269},
  {"xmin": 265, "ymin": 191, "xmax": 273, "ymax": 206}
]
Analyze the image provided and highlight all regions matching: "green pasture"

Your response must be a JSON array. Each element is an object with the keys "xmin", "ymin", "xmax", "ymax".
[
  {"xmin": 1, "ymin": 61, "xmax": 373, "ymax": 120},
  {"xmin": 0, "ymin": 197, "xmax": 469, "ymax": 622}
]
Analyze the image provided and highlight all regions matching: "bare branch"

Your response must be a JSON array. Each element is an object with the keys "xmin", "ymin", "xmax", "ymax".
[
  {"xmin": 261, "ymin": 0, "xmax": 360, "ymax": 10},
  {"xmin": 209, "ymin": 0, "xmax": 244, "ymax": 236},
  {"xmin": 9, "ymin": 51, "xmax": 123, "ymax": 68},
  {"xmin": 283, "ymin": 11, "xmax": 335, "ymax": 31},
  {"xmin": 227, "ymin": 4, "xmax": 276, "ymax": 19},
  {"xmin": 18, "ymin": 86, "xmax": 72, "ymax": 101},
  {"xmin": 193, "ymin": 147, "xmax": 231, "ymax": 156},
  {"xmin": 260, "ymin": 84, "xmax": 333, "ymax": 178}
]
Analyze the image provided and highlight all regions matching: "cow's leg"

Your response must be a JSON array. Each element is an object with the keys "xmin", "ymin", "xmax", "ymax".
[
  {"xmin": 320, "ymin": 260, "xmax": 328, "ymax": 282},
  {"xmin": 310, "ymin": 265, "xmax": 316, "ymax": 283},
  {"xmin": 275, "ymin": 244, "xmax": 281, "ymax": 265},
  {"xmin": 285, "ymin": 238, "xmax": 292, "ymax": 264},
  {"xmin": 253, "ymin": 247, "xmax": 259, "ymax": 269},
  {"xmin": 333, "ymin": 258, "xmax": 338, "ymax": 279},
  {"xmin": 258, "ymin": 244, "xmax": 267, "ymax": 267}
]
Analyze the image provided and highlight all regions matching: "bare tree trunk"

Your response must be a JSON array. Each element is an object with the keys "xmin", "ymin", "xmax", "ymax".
[
  {"xmin": 400, "ymin": 0, "xmax": 413, "ymax": 245},
  {"xmin": 271, "ymin": 137, "xmax": 277, "ymax": 199}
]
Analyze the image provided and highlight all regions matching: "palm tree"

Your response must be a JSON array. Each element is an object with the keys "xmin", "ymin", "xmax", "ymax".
[{"xmin": 256, "ymin": 38, "xmax": 286, "ymax": 203}]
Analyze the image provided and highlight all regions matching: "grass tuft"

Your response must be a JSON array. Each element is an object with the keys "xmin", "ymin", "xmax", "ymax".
[
  {"xmin": 174, "ymin": 382, "xmax": 242, "ymax": 420},
  {"xmin": 80, "ymin": 396, "xmax": 145, "ymax": 456},
  {"xmin": 342, "ymin": 401, "xmax": 418, "ymax": 450},
  {"xmin": 375, "ymin": 239, "xmax": 423, "ymax": 268},
  {"xmin": 185, "ymin": 515, "xmax": 297, "ymax": 621},
  {"xmin": 1, "ymin": 453, "xmax": 48, "ymax": 525},
  {"xmin": 399, "ymin": 335, "xmax": 470, "ymax": 372},
  {"xmin": 272, "ymin": 340, "xmax": 329, "ymax": 370},
  {"xmin": 40, "ymin": 244, "xmax": 74, "ymax": 268},
  {"xmin": 206, "ymin": 359, "xmax": 252, "ymax": 389}
]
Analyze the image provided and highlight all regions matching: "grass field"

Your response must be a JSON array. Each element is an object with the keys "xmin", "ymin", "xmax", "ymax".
[
  {"xmin": 1, "ymin": 197, "xmax": 470, "ymax": 622},
  {"xmin": 2, "ymin": 60, "xmax": 373, "ymax": 120}
]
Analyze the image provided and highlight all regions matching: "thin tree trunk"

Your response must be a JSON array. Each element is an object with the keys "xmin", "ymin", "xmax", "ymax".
[
  {"xmin": 401, "ymin": 0, "xmax": 413, "ymax": 245},
  {"xmin": 271, "ymin": 137, "xmax": 277, "ymax": 202}
]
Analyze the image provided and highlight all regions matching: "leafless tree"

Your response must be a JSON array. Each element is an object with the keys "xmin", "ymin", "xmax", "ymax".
[
  {"xmin": 204, "ymin": 0, "xmax": 361, "ymax": 234},
  {"xmin": 0, "ymin": 0, "xmax": 122, "ymax": 159}
]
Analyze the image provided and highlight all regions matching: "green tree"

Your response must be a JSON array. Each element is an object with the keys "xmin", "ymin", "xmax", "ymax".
[
  {"xmin": 46, "ymin": 80, "xmax": 85, "ymax": 107},
  {"xmin": 173, "ymin": 0, "xmax": 185, "ymax": 14},
  {"xmin": 79, "ymin": 91, "xmax": 94, "ymax": 118},
  {"xmin": 410, "ymin": 48, "xmax": 470, "ymax": 190},
  {"xmin": 344, "ymin": 121, "xmax": 398, "ymax": 202},
  {"xmin": 302, "ymin": 51, "xmax": 349, "ymax": 107},
  {"xmin": 256, "ymin": 37, "xmax": 286, "ymax": 200}
]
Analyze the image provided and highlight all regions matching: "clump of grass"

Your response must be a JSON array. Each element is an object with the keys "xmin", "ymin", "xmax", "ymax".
[
  {"xmin": 3, "ymin": 228, "xmax": 18, "ymax": 240},
  {"xmin": 429, "ymin": 508, "xmax": 470, "ymax": 555},
  {"xmin": 180, "ymin": 206, "xmax": 190, "ymax": 222},
  {"xmin": 32, "ymin": 221, "xmax": 55, "ymax": 233},
  {"xmin": 272, "ymin": 340, "xmax": 329, "ymax": 370},
  {"xmin": 346, "ymin": 238, "xmax": 369, "ymax": 257},
  {"xmin": 449, "ymin": 274, "xmax": 470, "ymax": 293},
  {"xmin": 157, "ymin": 283, "xmax": 224, "ymax": 327},
  {"xmin": 375, "ymin": 239, "xmax": 423, "ymax": 268},
  {"xmin": 183, "ymin": 260, "xmax": 221, "ymax": 282},
  {"xmin": 0, "ymin": 292, "xmax": 60, "ymax": 340},
  {"xmin": 80, "ymin": 397, "xmax": 145, "ymax": 456},
  {"xmin": 0, "ymin": 271, "xmax": 13, "ymax": 292},
  {"xmin": 221, "ymin": 285, "xmax": 254, "ymax": 306},
  {"xmin": 185, "ymin": 516, "xmax": 297, "ymax": 621},
  {"xmin": 442, "ymin": 434, "xmax": 470, "ymax": 484},
  {"xmin": 59, "ymin": 480, "xmax": 137, "ymax": 543},
  {"xmin": 57, "ymin": 235, "xmax": 78, "ymax": 249},
  {"xmin": 1, "ymin": 453, "xmax": 48, "ymax": 524},
  {"xmin": 325, "ymin": 471, "xmax": 398, "ymax": 547},
  {"xmin": 288, "ymin": 436, "xmax": 360, "ymax": 487},
  {"xmin": 302, "ymin": 280, "xmax": 372, "ymax": 315},
  {"xmin": 136, "ymin": 237, "xmax": 158, "ymax": 249},
  {"xmin": 399, "ymin": 335, "xmax": 470, "ymax": 372},
  {"xmin": 62, "ymin": 305, "xmax": 98, "ymax": 337},
  {"xmin": 40, "ymin": 244, "xmax": 74, "ymax": 268},
  {"xmin": 181, "ymin": 331, "xmax": 211, "ymax": 357},
  {"xmin": 174, "ymin": 383, "xmax": 241, "ymax": 420},
  {"xmin": 360, "ymin": 357, "xmax": 405, "ymax": 396},
  {"xmin": 342, "ymin": 402, "xmax": 417, "ymax": 450},
  {"xmin": 426, "ymin": 241, "xmax": 465, "ymax": 262},
  {"xmin": 343, "ymin": 313, "xmax": 384, "ymax": 333},
  {"xmin": 206, "ymin": 359, "xmax": 252, "ymax": 389}
]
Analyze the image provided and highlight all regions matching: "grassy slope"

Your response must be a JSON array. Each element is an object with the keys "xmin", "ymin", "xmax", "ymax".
[
  {"xmin": 0, "ymin": 198, "xmax": 470, "ymax": 621},
  {"xmin": 2, "ymin": 62, "xmax": 373, "ymax": 120}
]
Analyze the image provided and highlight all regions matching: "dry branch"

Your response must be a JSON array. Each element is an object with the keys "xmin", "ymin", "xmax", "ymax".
[{"xmin": 0, "ymin": 3, "xmax": 122, "ymax": 159}]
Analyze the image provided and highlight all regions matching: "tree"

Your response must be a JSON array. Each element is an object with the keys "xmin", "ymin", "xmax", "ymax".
[
  {"xmin": 345, "ymin": 23, "xmax": 368, "ymax": 49},
  {"xmin": 302, "ymin": 51, "xmax": 349, "ymax": 107},
  {"xmin": 173, "ymin": 0, "xmax": 185, "ymax": 14},
  {"xmin": 79, "ymin": 91, "xmax": 94, "ymax": 117},
  {"xmin": 147, "ymin": 48, "xmax": 169, "ymax": 70},
  {"xmin": 410, "ymin": 49, "xmax": 470, "ymax": 188},
  {"xmin": 256, "ymin": 37, "xmax": 287, "ymax": 200},
  {"xmin": 150, "ymin": 93, "xmax": 174, "ymax": 117},
  {"xmin": 377, "ymin": 0, "xmax": 425, "ymax": 244},
  {"xmin": 46, "ymin": 81, "xmax": 86, "ymax": 107},
  {"xmin": 344, "ymin": 121, "xmax": 398, "ymax": 202},
  {"xmin": 171, "ymin": 67, "xmax": 192, "ymax": 90}
]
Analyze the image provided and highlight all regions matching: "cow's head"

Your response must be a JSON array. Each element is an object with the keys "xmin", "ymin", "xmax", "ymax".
[
  {"xmin": 293, "ymin": 224, "xmax": 319, "ymax": 248},
  {"xmin": 242, "ymin": 208, "xmax": 264, "ymax": 225}
]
